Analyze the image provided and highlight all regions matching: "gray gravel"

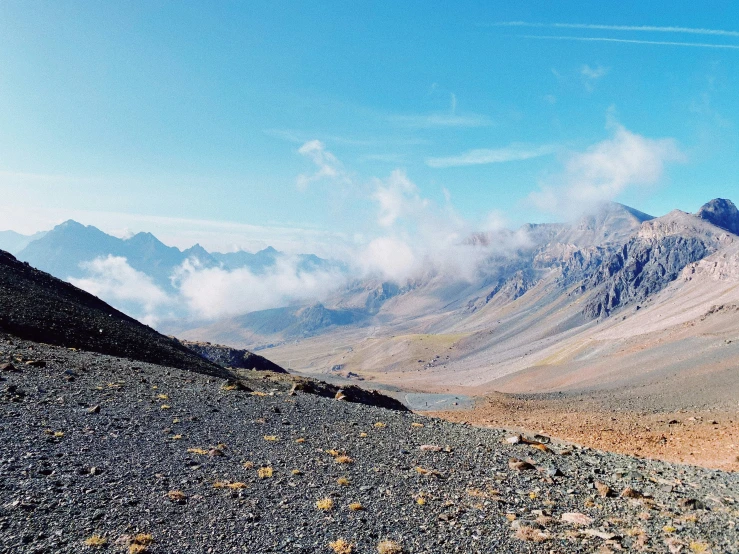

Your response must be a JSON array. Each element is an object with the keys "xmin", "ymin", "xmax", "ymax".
[{"xmin": 1, "ymin": 334, "xmax": 738, "ymax": 554}]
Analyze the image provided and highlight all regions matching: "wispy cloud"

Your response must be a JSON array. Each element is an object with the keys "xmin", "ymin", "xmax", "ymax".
[
  {"xmin": 389, "ymin": 112, "xmax": 493, "ymax": 128},
  {"xmin": 296, "ymin": 140, "xmax": 351, "ymax": 191},
  {"xmin": 581, "ymin": 64, "xmax": 609, "ymax": 92},
  {"xmin": 426, "ymin": 144, "xmax": 557, "ymax": 168},
  {"xmin": 529, "ymin": 122, "xmax": 684, "ymax": 217},
  {"xmin": 493, "ymin": 21, "xmax": 739, "ymax": 38},
  {"xmin": 522, "ymin": 35, "xmax": 739, "ymax": 50}
]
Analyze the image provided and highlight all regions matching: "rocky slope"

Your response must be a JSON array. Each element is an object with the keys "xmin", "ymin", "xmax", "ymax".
[
  {"xmin": 1, "ymin": 334, "xmax": 738, "ymax": 554},
  {"xmin": 0, "ymin": 250, "xmax": 227, "ymax": 378},
  {"xmin": 180, "ymin": 340, "xmax": 288, "ymax": 373}
]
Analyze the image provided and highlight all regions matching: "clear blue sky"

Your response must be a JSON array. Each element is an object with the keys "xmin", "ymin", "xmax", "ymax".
[{"xmin": 2, "ymin": 1, "xmax": 738, "ymax": 253}]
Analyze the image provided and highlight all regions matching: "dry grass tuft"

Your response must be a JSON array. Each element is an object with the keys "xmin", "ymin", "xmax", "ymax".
[
  {"xmin": 156, "ymin": 394, "xmax": 168, "ymax": 400},
  {"xmin": 689, "ymin": 541, "xmax": 711, "ymax": 553},
  {"xmin": 374, "ymin": 422, "xmax": 386, "ymax": 428},
  {"xmin": 377, "ymin": 539, "xmax": 402, "ymax": 554},
  {"xmin": 359, "ymin": 432, "xmax": 368, "ymax": 438},
  {"xmin": 329, "ymin": 538, "xmax": 354, "ymax": 554},
  {"xmin": 251, "ymin": 391, "xmax": 268, "ymax": 397},
  {"xmin": 264, "ymin": 435, "xmax": 278, "ymax": 441},
  {"xmin": 414, "ymin": 466, "xmax": 441, "ymax": 477},
  {"xmin": 292, "ymin": 469, "xmax": 302, "ymax": 475},
  {"xmin": 167, "ymin": 490, "xmax": 187, "ymax": 502},
  {"xmin": 128, "ymin": 533, "xmax": 154, "ymax": 554},
  {"xmin": 348, "ymin": 502, "xmax": 364, "ymax": 511},
  {"xmin": 84, "ymin": 535, "xmax": 108, "ymax": 547},
  {"xmin": 335, "ymin": 455, "xmax": 354, "ymax": 464},
  {"xmin": 515, "ymin": 526, "xmax": 550, "ymax": 542},
  {"xmin": 316, "ymin": 497, "xmax": 334, "ymax": 511},
  {"xmin": 213, "ymin": 481, "xmax": 247, "ymax": 490},
  {"xmin": 411, "ymin": 422, "xmax": 424, "ymax": 428},
  {"xmin": 295, "ymin": 438, "xmax": 306, "ymax": 443},
  {"xmin": 171, "ymin": 434, "xmax": 183, "ymax": 440},
  {"xmin": 257, "ymin": 466, "xmax": 273, "ymax": 478},
  {"xmin": 243, "ymin": 461, "xmax": 255, "ymax": 469},
  {"xmin": 187, "ymin": 447, "xmax": 209, "ymax": 455},
  {"xmin": 337, "ymin": 477, "xmax": 350, "ymax": 486},
  {"xmin": 160, "ymin": 405, "xmax": 171, "ymax": 410}
]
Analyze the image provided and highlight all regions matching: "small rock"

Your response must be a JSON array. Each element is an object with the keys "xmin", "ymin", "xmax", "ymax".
[
  {"xmin": 678, "ymin": 498, "xmax": 707, "ymax": 510},
  {"xmin": 208, "ymin": 449, "xmax": 225, "ymax": 457},
  {"xmin": 420, "ymin": 445, "xmax": 442, "ymax": 452},
  {"xmin": 620, "ymin": 487, "xmax": 643, "ymax": 499},
  {"xmin": 25, "ymin": 360, "xmax": 46, "ymax": 368},
  {"xmin": 509, "ymin": 458, "xmax": 536, "ymax": 471},
  {"xmin": 505, "ymin": 435, "xmax": 522, "ymax": 444},
  {"xmin": 595, "ymin": 481, "xmax": 612, "ymax": 498},
  {"xmin": 561, "ymin": 512, "xmax": 594, "ymax": 526},
  {"xmin": 87, "ymin": 405, "xmax": 101, "ymax": 414},
  {"xmin": 0, "ymin": 362, "xmax": 19, "ymax": 373}
]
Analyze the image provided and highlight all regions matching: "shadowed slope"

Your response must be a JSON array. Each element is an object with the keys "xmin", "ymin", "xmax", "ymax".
[{"xmin": 0, "ymin": 249, "xmax": 229, "ymax": 378}]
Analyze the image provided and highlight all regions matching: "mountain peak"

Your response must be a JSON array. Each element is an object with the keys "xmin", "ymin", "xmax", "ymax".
[{"xmin": 697, "ymin": 198, "xmax": 739, "ymax": 235}]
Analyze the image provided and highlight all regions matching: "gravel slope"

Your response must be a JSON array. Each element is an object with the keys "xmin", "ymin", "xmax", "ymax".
[
  {"xmin": 0, "ymin": 250, "xmax": 226, "ymax": 378},
  {"xmin": 1, "ymin": 335, "xmax": 738, "ymax": 554}
]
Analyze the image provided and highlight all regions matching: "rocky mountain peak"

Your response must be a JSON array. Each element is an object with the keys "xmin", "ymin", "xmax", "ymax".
[{"xmin": 697, "ymin": 198, "xmax": 739, "ymax": 235}]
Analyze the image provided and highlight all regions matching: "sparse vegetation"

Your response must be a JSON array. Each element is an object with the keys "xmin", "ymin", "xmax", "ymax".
[
  {"xmin": 316, "ymin": 497, "xmax": 334, "ymax": 511},
  {"xmin": 348, "ymin": 502, "xmax": 363, "ymax": 511},
  {"xmin": 187, "ymin": 447, "xmax": 208, "ymax": 455},
  {"xmin": 374, "ymin": 422, "xmax": 386, "ymax": 428},
  {"xmin": 295, "ymin": 437, "xmax": 306, "ymax": 443},
  {"xmin": 257, "ymin": 466, "xmax": 273, "ymax": 478},
  {"xmin": 411, "ymin": 422, "xmax": 424, "ymax": 428},
  {"xmin": 213, "ymin": 481, "xmax": 247, "ymax": 489},
  {"xmin": 335, "ymin": 455, "xmax": 353, "ymax": 464},
  {"xmin": 84, "ymin": 534, "xmax": 108, "ymax": 547},
  {"xmin": 127, "ymin": 533, "xmax": 154, "ymax": 554},
  {"xmin": 515, "ymin": 526, "xmax": 550, "ymax": 542},
  {"xmin": 160, "ymin": 404, "xmax": 171, "ymax": 409},
  {"xmin": 264, "ymin": 435, "xmax": 278, "ymax": 441},
  {"xmin": 167, "ymin": 490, "xmax": 187, "ymax": 502},
  {"xmin": 377, "ymin": 539, "xmax": 402, "ymax": 554},
  {"xmin": 329, "ymin": 538, "xmax": 353, "ymax": 554},
  {"xmin": 337, "ymin": 476, "xmax": 350, "ymax": 486}
]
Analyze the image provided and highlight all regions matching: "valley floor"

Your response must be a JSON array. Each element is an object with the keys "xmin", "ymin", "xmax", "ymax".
[{"xmin": 427, "ymin": 393, "xmax": 739, "ymax": 473}]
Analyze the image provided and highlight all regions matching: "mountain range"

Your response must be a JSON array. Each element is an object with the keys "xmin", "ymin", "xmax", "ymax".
[
  {"xmin": 167, "ymin": 198, "xmax": 739, "ymax": 411},
  {"xmin": 4, "ymin": 199, "xmax": 739, "ymax": 407}
]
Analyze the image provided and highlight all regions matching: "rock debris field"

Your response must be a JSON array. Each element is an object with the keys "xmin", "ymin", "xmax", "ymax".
[{"xmin": 1, "ymin": 335, "xmax": 738, "ymax": 554}]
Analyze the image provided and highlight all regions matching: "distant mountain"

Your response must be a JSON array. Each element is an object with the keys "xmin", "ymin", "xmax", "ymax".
[
  {"xmin": 0, "ymin": 229, "xmax": 46, "ymax": 255},
  {"xmin": 176, "ymin": 200, "xmax": 739, "ymax": 366},
  {"xmin": 697, "ymin": 198, "xmax": 739, "ymax": 235},
  {"xmin": 16, "ymin": 219, "xmax": 340, "ymax": 291}
]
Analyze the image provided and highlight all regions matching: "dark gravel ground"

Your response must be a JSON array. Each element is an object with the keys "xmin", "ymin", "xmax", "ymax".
[{"xmin": 1, "ymin": 335, "xmax": 738, "ymax": 554}]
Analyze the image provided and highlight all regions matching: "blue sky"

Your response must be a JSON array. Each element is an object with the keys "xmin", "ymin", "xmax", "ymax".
[{"xmin": 1, "ymin": 1, "xmax": 738, "ymax": 255}]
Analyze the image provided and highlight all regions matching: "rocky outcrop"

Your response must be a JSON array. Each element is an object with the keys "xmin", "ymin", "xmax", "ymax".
[
  {"xmin": 581, "ymin": 211, "xmax": 734, "ymax": 319},
  {"xmin": 181, "ymin": 341, "xmax": 287, "ymax": 373},
  {"xmin": 697, "ymin": 198, "xmax": 739, "ymax": 235}
]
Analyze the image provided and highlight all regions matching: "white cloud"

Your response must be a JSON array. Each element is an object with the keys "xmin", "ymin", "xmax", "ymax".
[
  {"xmin": 426, "ymin": 144, "xmax": 557, "ymax": 168},
  {"xmin": 389, "ymin": 112, "xmax": 493, "ymax": 128},
  {"xmin": 173, "ymin": 257, "xmax": 346, "ymax": 319},
  {"xmin": 521, "ymin": 35, "xmax": 739, "ymax": 50},
  {"xmin": 372, "ymin": 169, "xmax": 428, "ymax": 227},
  {"xmin": 296, "ymin": 140, "xmax": 350, "ymax": 191},
  {"xmin": 493, "ymin": 21, "xmax": 739, "ymax": 38},
  {"xmin": 70, "ymin": 256, "xmax": 172, "ymax": 326},
  {"xmin": 529, "ymin": 123, "xmax": 683, "ymax": 217},
  {"xmin": 581, "ymin": 64, "xmax": 609, "ymax": 92}
]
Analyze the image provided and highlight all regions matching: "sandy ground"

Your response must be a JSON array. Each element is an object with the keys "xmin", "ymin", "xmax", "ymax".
[{"xmin": 426, "ymin": 393, "xmax": 739, "ymax": 473}]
